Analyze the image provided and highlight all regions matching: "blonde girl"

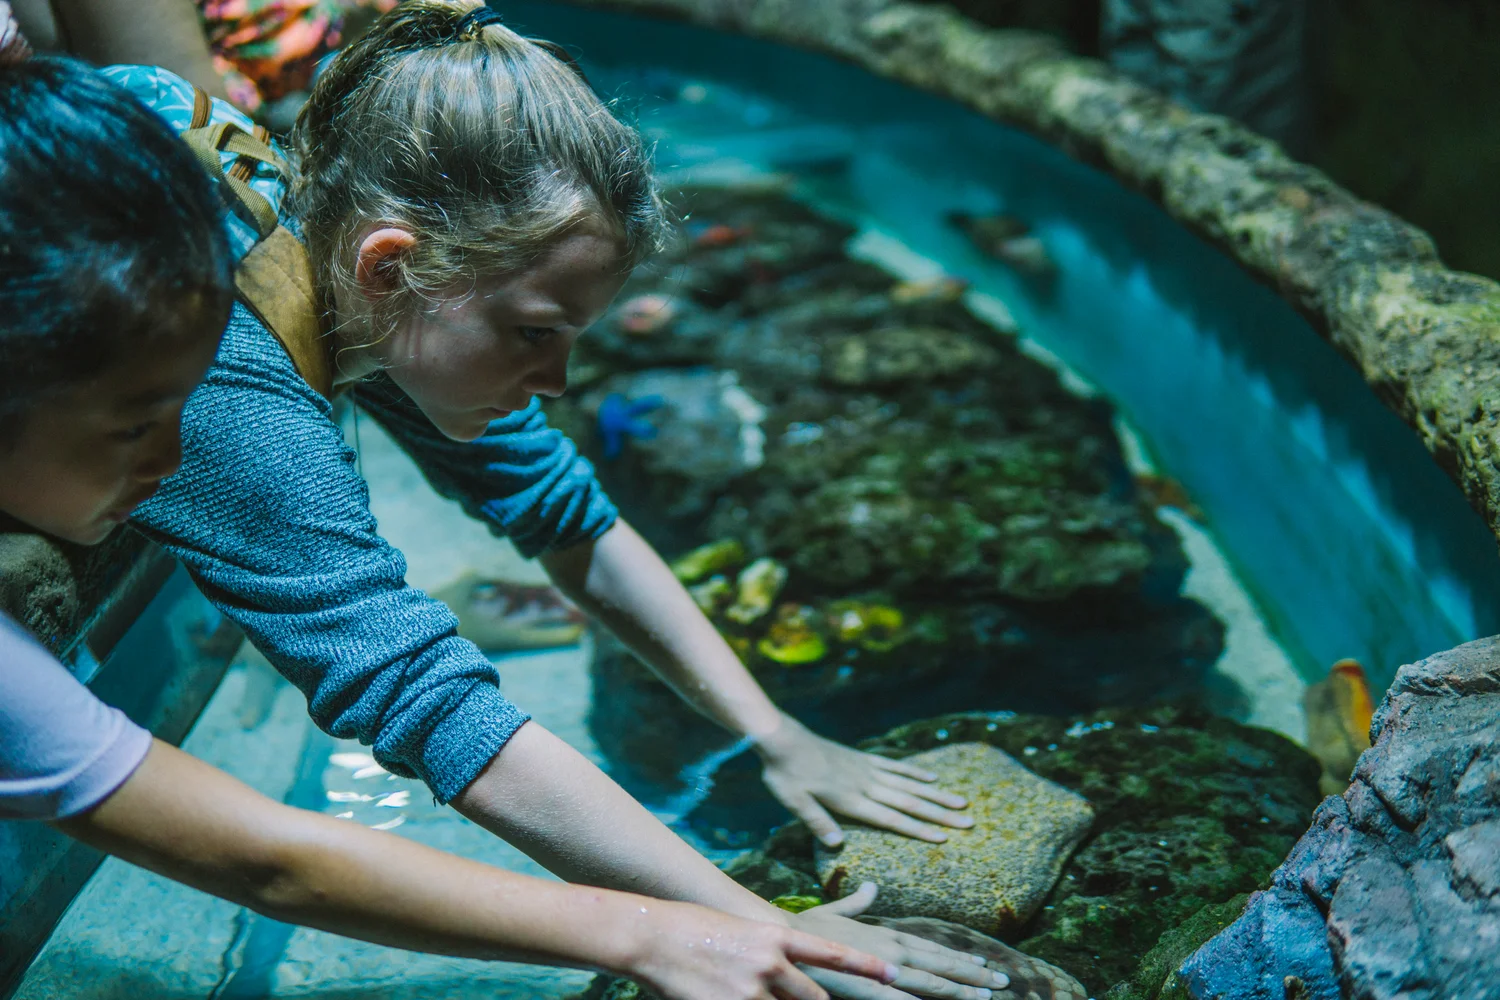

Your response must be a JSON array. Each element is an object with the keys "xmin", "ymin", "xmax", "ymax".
[{"xmin": 122, "ymin": 4, "xmax": 1005, "ymax": 997}]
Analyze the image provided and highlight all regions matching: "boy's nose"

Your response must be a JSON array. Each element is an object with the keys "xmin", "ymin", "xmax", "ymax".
[{"xmin": 135, "ymin": 426, "xmax": 184, "ymax": 482}]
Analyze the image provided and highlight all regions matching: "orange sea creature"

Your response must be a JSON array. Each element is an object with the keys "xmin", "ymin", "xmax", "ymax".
[
  {"xmin": 1303, "ymin": 658, "xmax": 1376, "ymax": 796},
  {"xmin": 1135, "ymin": 473, "xmax": 1206, "ymax": 522},
  {"xmin": 616, "ymin": 294, "xmax": 679, "ymax": 336},
  {"xmin": 693, "ymin": 223, "xmax": 752, "ymax": 248}
]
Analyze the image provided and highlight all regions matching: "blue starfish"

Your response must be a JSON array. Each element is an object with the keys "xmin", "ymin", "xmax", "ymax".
[{"xmin": 597, "ymin": 393, "xmax": 665, "ymax": 459}]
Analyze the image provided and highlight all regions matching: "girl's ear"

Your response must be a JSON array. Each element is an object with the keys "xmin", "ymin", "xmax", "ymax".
[{"xmin": 354, "ymin": 227, "xmax": 417, "ymax": 298}]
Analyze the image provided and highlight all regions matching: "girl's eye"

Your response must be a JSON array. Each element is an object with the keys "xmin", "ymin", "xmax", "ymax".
[
  {"xmin": 518, "ymin": 326, "xmax": 556, "ymax": 345},
  {"xmin": 112, "ymin": 422, "xmax": 153, "ymax": 443}
]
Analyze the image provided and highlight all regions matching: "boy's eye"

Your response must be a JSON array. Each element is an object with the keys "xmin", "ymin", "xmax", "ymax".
[
  {"xmin": 518, "ymin": 326, "xmax": 556, "ymax": 344},
  {"xmin": 112, "ymin": 422, "xmax": 153, "ymax": 443}
]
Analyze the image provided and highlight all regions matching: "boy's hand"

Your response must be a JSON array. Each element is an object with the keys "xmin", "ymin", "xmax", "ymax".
[
  {"xmin": 792, "ymin": 884, "xmax": 1009, "ymax": 999},
  {"xmin": 754, "ymin": 714, "xmax": 971, "ymax": 847}
]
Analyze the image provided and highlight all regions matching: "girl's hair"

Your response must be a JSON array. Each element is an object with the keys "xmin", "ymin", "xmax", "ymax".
[
  {"xmin": 0, "ymin": 56, "xmax": 234, "ymax": 442},
  {"xmin": 290, "ymin": 0, "xmax": 668, "ymax": 339}
]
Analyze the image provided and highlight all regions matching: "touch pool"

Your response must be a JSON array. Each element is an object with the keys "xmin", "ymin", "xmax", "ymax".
[{"xmin": 9, "ymin": 2, "xmax": 1500, "ymax": 999}]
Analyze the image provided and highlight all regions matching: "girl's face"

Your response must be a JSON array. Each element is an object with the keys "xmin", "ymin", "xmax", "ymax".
[
  {"xmin": 374, "ymin": 228, "xmax": 631, "ymax": 442},
  {"xmin": 0, "ymin": 321, "xmax": 222, "ymax": 545}
]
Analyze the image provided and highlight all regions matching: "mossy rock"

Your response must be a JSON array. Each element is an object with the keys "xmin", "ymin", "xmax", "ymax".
[{"xmin": 1103, "ymin": 893, "xmax": 1251, "ymax": 1000}]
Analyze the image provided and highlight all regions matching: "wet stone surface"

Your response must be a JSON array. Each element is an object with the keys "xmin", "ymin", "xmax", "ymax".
[{"xmin": 814, "ymin": 743, "xmax": 1095, "ymax": 936}]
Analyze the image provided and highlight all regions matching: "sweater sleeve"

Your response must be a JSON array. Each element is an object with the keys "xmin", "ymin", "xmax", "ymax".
[
  {"xmin": 351, "ymin": 374, "xmax": 618, "ymax": 559},
  {"xmin": 130, "ymin": 307, "xmax": 530, "ymax": 803}
]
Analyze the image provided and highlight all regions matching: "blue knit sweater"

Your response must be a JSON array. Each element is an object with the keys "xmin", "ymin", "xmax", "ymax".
[{"xmin": 132, "ymin": 304, "xmax": 618, "ymax": 802}]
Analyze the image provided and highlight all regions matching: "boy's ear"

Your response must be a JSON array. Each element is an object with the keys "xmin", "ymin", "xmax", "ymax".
[{"xmin": 354, "ymin": 227, "xmax": 417, "ymax": 298}]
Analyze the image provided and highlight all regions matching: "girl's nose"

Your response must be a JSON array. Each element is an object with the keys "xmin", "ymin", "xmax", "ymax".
[{"xmin": 522, "ymin": 352, "xmax": 570, "ymax": 399}]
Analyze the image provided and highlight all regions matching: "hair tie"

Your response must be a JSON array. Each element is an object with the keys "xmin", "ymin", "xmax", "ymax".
[{"xmin": 455, "ymin": 6, "xmax": 503, "ymax": 41}]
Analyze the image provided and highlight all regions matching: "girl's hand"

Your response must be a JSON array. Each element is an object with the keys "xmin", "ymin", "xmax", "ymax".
[
  {"xmin": 627, "ymin": 900, "xmax": 898, "ymax": 1000},
  {"xmin": 754, "ymin": 714, "xmax": 971, "ymax": 847},
  {"xmin": 791, "ymin": 885, "xmax": 1009, "ymax": 1000},
  {"xmin": 0, "ymin": 2, "xmax": 31, "ymax": 65}
]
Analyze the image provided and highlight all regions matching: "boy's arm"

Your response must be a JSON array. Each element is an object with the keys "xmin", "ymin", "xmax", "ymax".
[{"xmin": 57, "ymin": 739, "xmax": 895, "ymax": 1000}]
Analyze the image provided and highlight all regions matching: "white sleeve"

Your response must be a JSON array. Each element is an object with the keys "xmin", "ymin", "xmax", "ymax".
[{"xmin": 0, "ymin": 614, "xmax": 152, "ymax": 821}]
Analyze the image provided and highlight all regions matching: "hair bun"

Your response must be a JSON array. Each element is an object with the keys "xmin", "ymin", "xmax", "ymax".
[{"xmin": 455, "ymin": 6, "xmax": 504, "ymax": 42}]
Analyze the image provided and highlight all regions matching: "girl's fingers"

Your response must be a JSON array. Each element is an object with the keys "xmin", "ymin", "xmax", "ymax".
[
  {"xmin": 889, "ymin": 967, "xmax": 995, "ymax": 1000},
  {"xmin": 845, "ymin": 801, "xmax": 949, "ymax": 843},
  {"xmin": 785, "ymin": 791, "xmax": 847, "ymax": 848},
  {"xmin": 872, "ymin": 756, "xmax": 940, "ymax": 783},
  {"xmin": 784, "ymin": 930, "xmax": 898, "ymax": 984},
  {"xmin": 866, "ymin": 785, "xmax": 973, "ymax": 828},
  {"xmin": 892, "ymin": 940, "xmax": 1007, "ymax": 990},
  {"xmin": 815, "ymin": 880, "xmax": 879, "ymax": 918},
  {"xmin": 873, "ymin": 772, "xmax": 969, "ymax": 811}
]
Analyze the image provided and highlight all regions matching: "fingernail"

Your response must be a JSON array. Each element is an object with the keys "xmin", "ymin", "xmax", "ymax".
[
  {"xmin": 957, "ymin": 817, "xmax": 976, "ymax": 827},
  {"xmin": 976, "ymin": 989, "xmax": 992, "ymax": 999},
  {"xmin": 991, "ymin": 972, "xmax": 1010, "ymax": 988},
  {"xmin": 970, "ymin": 955, "xmax": 987, "ymax": 965},
  {"xmin": 883, "ymin": 963, "xmax": 901, "ymax": 982}
]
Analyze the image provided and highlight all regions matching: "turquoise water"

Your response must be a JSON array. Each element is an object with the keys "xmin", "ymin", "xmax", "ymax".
[{"xmin": 13, "ymin": 3, "xmax": 1500, "ymax": 996}]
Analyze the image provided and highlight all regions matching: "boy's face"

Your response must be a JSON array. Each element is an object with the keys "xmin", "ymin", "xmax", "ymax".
[
  {"xmin": 376, "ymin": 227, "xmax": 630, "ymax": 443},
  {"xmin": 0, "ymin": 318, "xmax": 223, "ymax": 545}
]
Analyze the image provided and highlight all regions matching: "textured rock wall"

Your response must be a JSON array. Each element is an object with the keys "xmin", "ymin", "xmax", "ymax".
[
  {"xmin": 1179, "ymin": 636, "xmax": 1500, "ymax": 998},
  {"xmin": 553, "ymin": 0, "xmax": 1500, "ymax": 560}
]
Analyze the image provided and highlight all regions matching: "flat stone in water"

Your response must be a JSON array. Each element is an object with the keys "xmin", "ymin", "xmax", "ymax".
[
  {"xmin": 815, "ymin": 742, "xmax": 1093, "ymax": 936},
  {"xmin": 863, "ymin": 916, "xmax": 1088, "ymax": 1000}
]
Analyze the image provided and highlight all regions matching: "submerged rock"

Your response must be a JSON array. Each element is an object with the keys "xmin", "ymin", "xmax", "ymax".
[
  {"xmin": 1179, "ymin": 636, "xmax": 1500, "ymax": 1000},
  {"xmin": 864, "ymin": 916, "xmax": 1089, "ymax": 1000},
  {"xmin": 429, "ymin": 572, "xmax": 585, "ymax": 652},
  {"xmin": 815, "ymin": 743, "xmax": 1094, "ymax": 936}
]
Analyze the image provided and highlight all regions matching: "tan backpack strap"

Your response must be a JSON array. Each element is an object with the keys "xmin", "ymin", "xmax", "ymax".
[
  {"xmin": 229, "ymin": 125, "xmax": 274, "ymax": 182},
  {"xmin": 189, "ymin": 86, "xmax": 212, "ymax": 129},
  {"xmin": 180, "ymin": 119, "xmax": 289, "ymax": 239},
  {"xmin": 235, "ymin": 226, "xmax": 334, "ymax": 400}
]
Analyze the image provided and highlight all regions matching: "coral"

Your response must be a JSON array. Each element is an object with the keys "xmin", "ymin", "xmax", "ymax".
[
  {"xmin": 815, "ymin": 743, "xmax": 1094, "ymax": 936},
  {"xmin": 669, "ymin": 538, "xmax": 747, "ymax": 583},
  {"xmin": 725, "ymin": 558, "xmax": 788, "ymax": 625},
  {"xmin": 756, "ymin": 604, "xmax": 828, "ymax": 665}
]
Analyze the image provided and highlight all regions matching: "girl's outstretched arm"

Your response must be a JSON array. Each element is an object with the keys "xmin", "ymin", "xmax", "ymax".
[
  {"xmin": 451, "ymin": 722, "xmax": 1007, "ymax": 1000},
  {"xmin": 56, "ymin": 739, "xmax": 898, "ymax": 1000},
  {"xmin": 539, "ymin": 520, "xmax": 973, "ymax": 848}
]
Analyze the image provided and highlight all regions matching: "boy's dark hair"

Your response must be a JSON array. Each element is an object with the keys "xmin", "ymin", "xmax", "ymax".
[{"xmin": 0, "ymin": 56, "xmax": 234, "ymax": 442}]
